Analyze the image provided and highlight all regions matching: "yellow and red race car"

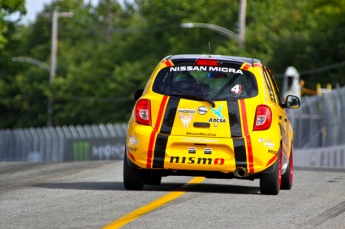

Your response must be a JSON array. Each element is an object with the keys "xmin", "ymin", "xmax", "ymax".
[{"xmin": 123, "ymin": 54, "xmax": 300, "ymax": 195}]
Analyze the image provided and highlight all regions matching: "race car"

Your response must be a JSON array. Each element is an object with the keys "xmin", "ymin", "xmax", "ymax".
[{"xmin": 123, "ymin": 54, "xmax": 300, "ymax": 195}]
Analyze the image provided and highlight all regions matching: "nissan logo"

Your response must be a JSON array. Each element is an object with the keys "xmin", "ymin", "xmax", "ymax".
[{"xmin": 198, "ymin": 106, "xmax": 208, "ymax": 115}]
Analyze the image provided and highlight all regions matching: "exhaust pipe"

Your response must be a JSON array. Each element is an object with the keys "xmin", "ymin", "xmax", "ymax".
[{"xmin": 233, "ymin": 167, "xmax": 249, "ymax": 178}]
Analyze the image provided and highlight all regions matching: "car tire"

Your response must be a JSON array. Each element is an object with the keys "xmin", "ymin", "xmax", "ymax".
[
  {"xmin": 260, "ymin": 150, "xmax": 282, "ymax": 195},
  {"xmin": 143, "ymin": 171, "xmax": 162, "ymax": 185},
  {"xmin": 123, "ymin": 150, "xmax": 144, "ymax": 190},
  {"xmin": 281, "ymin": 149, "xmax": 293, "ymax": 190}
]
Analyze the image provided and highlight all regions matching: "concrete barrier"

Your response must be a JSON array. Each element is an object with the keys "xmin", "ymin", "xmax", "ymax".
[{"xmin": 294, "ymin": 144, "xmax": 345, "ymax": 169}]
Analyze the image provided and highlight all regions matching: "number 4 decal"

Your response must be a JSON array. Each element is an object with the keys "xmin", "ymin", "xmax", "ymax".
[{"xmin": 231, "ymin": 84, "xmax": 242, "ymax": 94}]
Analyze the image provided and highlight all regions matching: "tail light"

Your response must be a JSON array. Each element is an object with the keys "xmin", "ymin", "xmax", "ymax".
[
  {"xmin": 135, "ymin": 99, "xmax": 151, "ymax": 125},
  {"xmin": 195, "ymin": 59, "xmax": 219, "ymax": 66},
  {"xmin": 253, "ymin": 105, "xmax": 272, "ymax": 131}
]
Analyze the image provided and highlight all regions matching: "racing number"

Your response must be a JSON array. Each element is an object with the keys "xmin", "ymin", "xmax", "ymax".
[{"xmin": 231, "ymin": 84, "xmax": 243, "ymax": 94}]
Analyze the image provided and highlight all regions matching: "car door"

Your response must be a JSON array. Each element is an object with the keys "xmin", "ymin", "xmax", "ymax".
[{"xmin": 263, "ymin": 66, "xmax": 292, "ymax": 162}]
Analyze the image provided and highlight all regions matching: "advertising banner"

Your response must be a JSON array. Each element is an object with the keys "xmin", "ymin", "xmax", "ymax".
[{"xmin": 64, "ymin": 137, "xmax": 126, "ymax": 161}]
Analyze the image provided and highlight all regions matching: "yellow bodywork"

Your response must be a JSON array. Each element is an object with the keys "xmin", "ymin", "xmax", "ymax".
[{"xmin": 126, "ymin": 58, "xmax": 293, "ymax": 175}]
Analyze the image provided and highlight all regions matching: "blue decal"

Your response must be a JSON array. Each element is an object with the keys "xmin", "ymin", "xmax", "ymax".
[{"xmin": 211, "ymin": 105, "xmax": 224, "ymax": 119}]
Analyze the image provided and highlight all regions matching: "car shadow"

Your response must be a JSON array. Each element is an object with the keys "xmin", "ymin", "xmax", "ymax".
[
  {"xmin": 33, "ymin": 181, "xmax": 260, "ymax": 195},
  {"xmin": 178, "ymin": 183, "xmax": 260, "ymax": 195},
  {"xmin": 33, "ymin": 182, "xmax": 124, "ymax": 191}
]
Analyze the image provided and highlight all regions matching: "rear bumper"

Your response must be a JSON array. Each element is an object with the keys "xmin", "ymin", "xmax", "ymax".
[
  {"xmin": 126, "ymin": 123, "xmax": 281, "ymax": 174},
  {"xmin": 126, "ymin": 154, "xmax": 277, "ymax": 180}
]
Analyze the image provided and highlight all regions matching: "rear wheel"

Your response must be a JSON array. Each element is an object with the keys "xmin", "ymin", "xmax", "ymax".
[
  {"xmin": 123, "ymin": 150, "xmax": 144, "ymax": 190},
  {"xmin": 260, "ymin": 150, "xmax": 282, "ymax": 195},
  {"xmin": 281, "ymin": 149, "xmax": 293, "ymax": 190}
]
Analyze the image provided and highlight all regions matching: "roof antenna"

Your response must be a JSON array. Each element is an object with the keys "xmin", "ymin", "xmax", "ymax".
[{"xmin": 208, "ymin": 42, "xmax": 211, "ymax": 57}]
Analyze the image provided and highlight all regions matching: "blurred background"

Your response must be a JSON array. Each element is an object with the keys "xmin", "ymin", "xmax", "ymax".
[{"xmin": 1, "ymin": 0, "xmax": 345, "ymax": 165}]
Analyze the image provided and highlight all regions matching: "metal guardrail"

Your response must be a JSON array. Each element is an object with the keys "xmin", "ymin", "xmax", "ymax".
[{"xmin": 0, "ymin": 123, "xmax": 127, "ymax": 162}]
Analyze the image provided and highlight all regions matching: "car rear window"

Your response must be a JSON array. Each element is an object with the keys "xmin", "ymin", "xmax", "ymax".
[{"xmin": 152, "ymin": 61, "xmax": 258, "ymax": 100}]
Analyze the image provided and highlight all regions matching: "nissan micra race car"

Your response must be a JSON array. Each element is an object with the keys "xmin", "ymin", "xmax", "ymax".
[{"xmin": 124, "ymin": 54, "xmax": 300, "ymax": 195}]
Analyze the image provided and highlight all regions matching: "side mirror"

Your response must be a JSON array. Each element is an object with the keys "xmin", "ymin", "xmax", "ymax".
[
  {"xmin": 134, "ymin": 89, "xmax": 144, "ymax": 101},
  {"xmin": 284, "ymin": 95, "xmax": 300, "ymax": 109}
]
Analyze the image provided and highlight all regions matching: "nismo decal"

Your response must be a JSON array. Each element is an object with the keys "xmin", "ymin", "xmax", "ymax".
[{"xmin": 169, "ymin": 156, "xmax": 225, "ymax": 165}]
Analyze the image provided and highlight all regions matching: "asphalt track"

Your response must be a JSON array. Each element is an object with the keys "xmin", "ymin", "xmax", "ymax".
[{"xmin": 0, "ymin": 161, "xmax": 344, "ymax": 229}]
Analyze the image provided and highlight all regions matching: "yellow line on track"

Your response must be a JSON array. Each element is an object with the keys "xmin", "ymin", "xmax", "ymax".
[{"xmin": 102, "ymin": 177, "xmax": 205, "ymax": 229}]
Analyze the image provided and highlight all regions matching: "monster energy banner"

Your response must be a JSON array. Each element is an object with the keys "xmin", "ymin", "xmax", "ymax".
[{"xmin": 65, "ymin": 137, "xmax": 126, "ymax": 161}]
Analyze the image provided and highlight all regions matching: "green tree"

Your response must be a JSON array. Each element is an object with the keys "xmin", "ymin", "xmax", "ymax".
[
  {"xmin": 51, "ymin": 0, "xmax": 140, "ymax": 125},
  {"xmin": 1, "ymin": 0, "xmax": 345, "ymax": 128},
  {"xmin": 0, "ymin": 0, "xmax": 26, "ymax": 48}
]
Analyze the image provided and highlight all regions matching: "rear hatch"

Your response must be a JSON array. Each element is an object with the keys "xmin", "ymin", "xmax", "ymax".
[{"xmin": 150, "ymin": 56, "xmax": 259, "ymax": 138}]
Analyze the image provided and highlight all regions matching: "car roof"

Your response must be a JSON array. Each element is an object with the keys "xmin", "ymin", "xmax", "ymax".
[{"xmin": 165, "ymin": 54, "xmax": 262, "ymax": 65}]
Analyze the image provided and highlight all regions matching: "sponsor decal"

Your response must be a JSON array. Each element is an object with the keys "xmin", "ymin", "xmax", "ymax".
[
  {"xmin": 178, "ymin": 109, "xmax": 195, "ymax": 128},
  {"xmin": 179, "ymin": 114, "xmax": 193, "ymax": 128},
  {"xmin": 129, "ymin": 136, "xmax": 139, "ymax": 145},
  {"xmin": 170, "ymin": 156, "xmax": 225, "ymax": 165},
  {"xmin": 127, "ymin": 146, "xmax": 138, "ymax": 152},
  {"xmin": 170, "ymin": 66, "xmax": 208, "ymax": 71},
  {"xmin": 68, "ymin": 139, "xmax": 126, "ymax": 161},
  {"xmin": 264, "ymin": 140, "xmax": 275, "ymax": 148},
  {"xmin": 210, "ymin": 105, "xmax": 224, "ymax": 119},
  {"xmin": 177, "ymin": 109, "xmax": 196, "ymax": 114},
  {"xmin": 268, "ymin": 149, "xmax": 277, "ymax": 154},
  {"xmin": 170, "ymin": 66, "xmax": 243, "ymax": 74},
  {"xmin": 258, "ymin": 138, "xmax": 274, "ymax": 148},
  {"xmin": 73, "ymin": 141, "xmax": 90, "ymax": 161},
  {"xmin": 182, "ymin": 138, "xmax": 219, "ymax": 143},
  {"xmin": 209, "ymin": 118, "xmax": 226, "ymax": 123},
  {"xmin": 92, "ymin": 143, "xmax": 125, "ymax": 159},
  {"xmin": 186, "ymin": 132, "xmax": 216, "ymax": 137},
  {"xmin": 198, "ymin": 106, "xmax": 208, "ymax": 115}
]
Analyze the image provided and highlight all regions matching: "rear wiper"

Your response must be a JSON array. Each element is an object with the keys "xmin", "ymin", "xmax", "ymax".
[
  {"xmin": 169, "ymin": 93, "xmax": 215, "ymax": 107},
  {"xmin": 213, "ymin": 73, "xmax": 241, "ymax": 98}
]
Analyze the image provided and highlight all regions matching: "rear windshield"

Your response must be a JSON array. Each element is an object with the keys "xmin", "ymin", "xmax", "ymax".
[{"xmin": 152, "ymin": 62, "xmax": 258, "ymax": 100}]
